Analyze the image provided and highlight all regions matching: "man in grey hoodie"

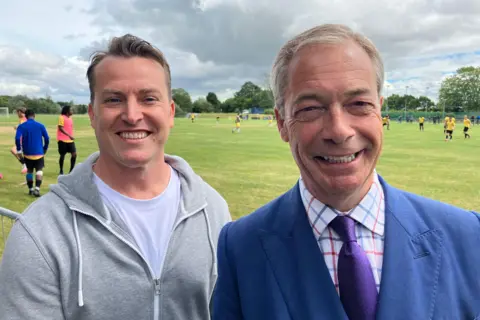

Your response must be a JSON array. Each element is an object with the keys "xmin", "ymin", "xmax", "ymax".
[{"xmin": 0, "ymin": 34, "xmax": 231, "ymax": 320}]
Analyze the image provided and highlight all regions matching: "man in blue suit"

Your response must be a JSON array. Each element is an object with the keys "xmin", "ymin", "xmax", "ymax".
[{"xmin": 213, "ymin": 24, "xmax": 480, "ymax": 320}]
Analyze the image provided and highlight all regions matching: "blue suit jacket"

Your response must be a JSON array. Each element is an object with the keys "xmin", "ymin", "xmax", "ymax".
[{"xmin": 213, "ymin": 176, "xmax": 480, "ymax": 319}]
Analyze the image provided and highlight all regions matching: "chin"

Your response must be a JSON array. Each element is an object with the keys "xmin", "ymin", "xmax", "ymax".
[
  {"xmin": 115, "ymin": 152, "xmax": 155, "ymax": 168},
  {"xmin": 326, "ymin": 175, "xmax": 362, "ymax": 192},
  {"xmin": 311, "ymin": 172, "xmax": 366, "ymax": 195}
]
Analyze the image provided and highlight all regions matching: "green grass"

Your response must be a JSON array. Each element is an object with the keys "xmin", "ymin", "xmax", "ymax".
[{"xmin": 1, "ymin": 114, "xmax": 479, "ymax": 257}]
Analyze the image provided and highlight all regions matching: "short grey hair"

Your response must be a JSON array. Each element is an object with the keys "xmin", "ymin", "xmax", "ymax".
[
  {"xmin": 86, "ymin": 34, "xmax": 172, "ymax": 102},
  {"xmin": 271, "ymin": 24, "xmax": 385, "ymax": 117}
]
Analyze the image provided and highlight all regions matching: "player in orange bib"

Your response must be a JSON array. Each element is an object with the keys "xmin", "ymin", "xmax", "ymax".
[
  {"xmin": 10, "ymin": 107, "xmax": 28, "ymax": 174},
  {"xmin": 57, "ymin": 105, "xmax": 77, "ymax": 175}
]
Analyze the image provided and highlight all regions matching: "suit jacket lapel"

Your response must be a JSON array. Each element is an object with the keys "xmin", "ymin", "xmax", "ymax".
[
  {"xmin": 376, "ymin": 176, "xmax": 444, "ymax": 320},
  {"xmin": 259, "ymin": 183, "xmax": 346, "ymax": 320}
]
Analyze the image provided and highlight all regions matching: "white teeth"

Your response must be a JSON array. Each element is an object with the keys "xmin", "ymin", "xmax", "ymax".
[
  {"xmin": 321, "ymin": 153, "xmax": 357, "ymax": 164},
  {"xmin": 119, "ymin": 131, "xmax": 149, "ymax": 140}
]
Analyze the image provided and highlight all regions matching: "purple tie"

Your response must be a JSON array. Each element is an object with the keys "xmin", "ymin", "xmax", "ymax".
[{"xmin": 330, "ymin": 215, "xmax": 378, "ymax": 320}]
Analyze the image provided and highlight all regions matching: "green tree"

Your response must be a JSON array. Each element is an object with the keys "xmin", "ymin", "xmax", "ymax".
[
  {"xmin": 416, "ymin": 96, "xmax": 435, "ymax": 111},
  {"xmin": 233, "ymin": 81, "xmax": 263, "ymax": 111},
  {"xmin": 220, "ymin": 97, "xmax": 237, "ymax": 113},
  {"xmin": 174, "ymin": 103, "xmax": 186, "ymax": 118},
  {"xmin": 75, "ymin": 104, "xmax": 88, "ymax": 114},
  {"xmin": 439, "ymin": 66, "xmax": 480, "ymax": 112},
  {"xmin": 384, "ymin": 94, "xmax": 402, "ymax": 111},
  {"xmin": 172, "ymin": 88, "xmax": 193, "ymax": 112},
  {"xmin": 6, "ymin": 95, "xmax": 28, "ymax": 113},
  {"xmin": 206, "ymin": 92, "xmax": 221, "ymax": 112},
  {"xmin": 0, "ymin": 95, "xmax": 9, "ymax": 108},
  {"xmin": 252, "ymin": 89, "xmax": 274, "ymax": 109},
  {"xmin": 192, "ymin": 97, "xmax": 214, "ymax": 113},
  {"xmin": 384, "ymin": 94, "xmax": 434, "ymax": 112}
]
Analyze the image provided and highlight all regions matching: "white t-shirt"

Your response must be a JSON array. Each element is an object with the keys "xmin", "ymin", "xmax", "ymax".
[{"xmin": 93, "ymin": 166, "xmax": 181, "ymax": 279}]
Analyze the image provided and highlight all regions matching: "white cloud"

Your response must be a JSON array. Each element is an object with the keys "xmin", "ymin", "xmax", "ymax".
[
  {"xmin": 0, "ymin": 0, "xmax": 479, "ymax": 104},
  {"xmin": 0, "ymin": 83, "xmax": 42, "ymax": 96}
]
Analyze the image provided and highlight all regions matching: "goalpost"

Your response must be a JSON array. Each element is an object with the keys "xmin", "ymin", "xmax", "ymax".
[{"xmin": 0, "ymin": 107, "xmax": 9, "ymax": 118}]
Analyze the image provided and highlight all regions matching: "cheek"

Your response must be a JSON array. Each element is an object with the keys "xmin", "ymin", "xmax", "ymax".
[
  {"xmin": 295, "ymin": 121, "xmax": 318, "ymax": 140},
  {"xmin": 358, "ymin": 115, "xmax": 382, "ymax": 143},
  {"xmin": 287, "ymin": 121, "xmax": 318, "ymax": 151}
]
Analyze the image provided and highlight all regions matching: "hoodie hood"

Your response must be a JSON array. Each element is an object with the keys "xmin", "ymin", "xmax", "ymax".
[{"xmin": 50, "ymin": 151, "xmax": 208, "ymax": 220}]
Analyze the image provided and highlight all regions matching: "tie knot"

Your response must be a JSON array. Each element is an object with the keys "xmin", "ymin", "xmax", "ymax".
[{"xmin": 330, "ymin": 215, "xmax": 357, "ymax": 242}]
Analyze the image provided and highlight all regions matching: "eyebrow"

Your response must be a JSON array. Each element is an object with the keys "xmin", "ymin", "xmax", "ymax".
[
  {"xmin": 138, "ymin": 88, "xmax": 162, "ymax": 95},
  {"xmin": 101, "ymin": 88, "xmax": 163, "ymax": 96},
  {"xmin": 343, "ymin": 88, "xmax": 372, "ymax": 99},
  {"xmin": 292, "ymin": 88, "xmax": 373, "ymax": 106},
  {"xmin": 101, "ymin": 89, "xmax": 124, "ymax": 96},
  {"xmin": 292, "ymin": 93, "xmax": 326, "ymax": 106}
]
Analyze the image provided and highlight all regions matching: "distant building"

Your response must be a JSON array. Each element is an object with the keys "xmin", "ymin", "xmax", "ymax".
[{"xmin": 250, "ymin": 107, "xmax": 264, "ymax": 114}]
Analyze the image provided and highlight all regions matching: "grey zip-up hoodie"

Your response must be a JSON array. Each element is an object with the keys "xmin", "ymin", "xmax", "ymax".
[{"xmin": 0, "ymin": 152, "xmax": 231, "ymax": 320}]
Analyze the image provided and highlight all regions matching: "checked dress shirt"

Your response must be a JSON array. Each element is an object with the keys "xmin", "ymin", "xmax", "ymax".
[{"xmin": 299, "ymin": 172, "xmax": 385, "ymax": 293}]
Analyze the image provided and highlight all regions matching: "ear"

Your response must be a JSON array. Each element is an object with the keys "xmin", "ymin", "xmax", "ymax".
[
  {"xmin": 88, "ymin": 103, "xmax": 95, "ymax": 128},
  {"xmin": 169, "ymin": 100, "xmax": 176, "ymax": 128},
  {"xmin": 274, "ymin": 107, "xmax": 289, "ymax": 142},
  {"xmin": 379, "ymin": 96, "xmax": 384, "ymax": 110}
]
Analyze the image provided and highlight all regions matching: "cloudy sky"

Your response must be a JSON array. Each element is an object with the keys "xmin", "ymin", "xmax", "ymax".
[{"xmin": 1, "ymin": 0, "xmax": 479, "ymax": 104}]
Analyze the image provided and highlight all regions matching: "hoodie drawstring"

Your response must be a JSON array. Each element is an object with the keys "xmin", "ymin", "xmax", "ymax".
[
  {"xmin": 203, "ymin": 209, "xmax": 217, "ymax": 278},
  {"xmin": 72, "ymin": 211, "xmax": 84, "ymax": 307}
]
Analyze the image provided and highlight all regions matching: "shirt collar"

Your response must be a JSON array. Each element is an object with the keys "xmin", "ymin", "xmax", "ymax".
[{"xmin": 299, "ymin": 172, "xmax": 385, "ymax": 237}]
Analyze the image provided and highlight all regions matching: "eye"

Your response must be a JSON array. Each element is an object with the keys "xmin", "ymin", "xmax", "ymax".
[
  {"xmin": 301, "ymin": 106, "xmax": 321, "ymax": 112},
  {"xmin": 104, "ymin": 97, "xmax": 121, "ymax": 104},
  {"xmin": 294, "ymin": 106, "xmax": 326, "ymax": 121},
  {"xmin": 144, "ymin": 96, "xmax": 158, "ymax": 103},
  {"xmin": 350, "ymin": 101, "xmax": 371, "ymax": 107}
]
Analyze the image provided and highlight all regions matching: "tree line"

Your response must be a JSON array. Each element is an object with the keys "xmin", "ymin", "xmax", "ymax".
[
  {"xmin": 0, "ymin": 66, "xmax": 478, "ymax": 116},
  {"xmin": 172, "ymin": 81, "xmax": 275, "ymax": 116},
  {"xmin": 0, "ymin": 95, "xmax": 88, "ymax": 115}
]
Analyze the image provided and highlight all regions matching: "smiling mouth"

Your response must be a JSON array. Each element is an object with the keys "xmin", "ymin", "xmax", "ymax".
[
  {"xmin": 116, "ymin": 131, "xmax": 151, "ymax": 140},
  {"xmin": 315, "ymin": 150, "xmax": 363, "ymax": 164}
]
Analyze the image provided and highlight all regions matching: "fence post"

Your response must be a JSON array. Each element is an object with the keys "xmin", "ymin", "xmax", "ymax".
[{"xmin": 0, "ymin": 207, "xmax": 20, "ymax": 258}]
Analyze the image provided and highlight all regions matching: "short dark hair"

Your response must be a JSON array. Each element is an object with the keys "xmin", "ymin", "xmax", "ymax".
[
  {"xmin": 25, "ymin": 109, "xmax": 35, "ymax": 118},
  {"xmin": 61, "ymin": 105, "xmax": 71, "ymax": 115},
  {"xmin": 86, "ymin": 34, "xmax": 172, "ymax": 103}
]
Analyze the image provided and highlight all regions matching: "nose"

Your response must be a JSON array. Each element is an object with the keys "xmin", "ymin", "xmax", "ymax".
[
  {"xmin": 321, "ymin": 106, "xmax": 355, "ymax": 144},
  {"xmin": 122, "ymin": 98, "xmax": 143, "ymax": 124}
]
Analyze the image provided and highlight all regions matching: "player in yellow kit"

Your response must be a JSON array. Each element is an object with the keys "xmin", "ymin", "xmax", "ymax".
[
  {"xmin": 445, "ymin": 117, "xmax": 455, "ymax": 141},
  {"xmin": 463, "ymin": 115, "xmax": 471, "ymax": 139},
  {"xmin": 382, "ymin": 116, "xmax": 390, "ymax": 130},
  {"xmin": 232, "ymin": 114, "xmax": 241, "ymax": 133},
  {"xmin": 418, "ymin": 116, "xmax": 425, "ymax": 131}
]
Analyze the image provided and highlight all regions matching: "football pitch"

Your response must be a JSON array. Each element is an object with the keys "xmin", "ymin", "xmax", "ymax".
[{"xmin": 1, "ymin": 114, "xmax": 479, "ymax": 257}]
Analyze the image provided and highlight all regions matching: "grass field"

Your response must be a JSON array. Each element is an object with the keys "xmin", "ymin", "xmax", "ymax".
[{"xmin": 1, "ymin": 114, "xmax": 480, "ymax": 257}]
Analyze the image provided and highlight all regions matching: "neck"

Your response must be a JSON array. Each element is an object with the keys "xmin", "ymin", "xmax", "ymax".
[
  {"xmin": 307, "ymin": 173, "xmax": 375, "ymax": 212},
  {"xmin": 93, "ymin": 154, "xmax": 171, "ymax": 200}
]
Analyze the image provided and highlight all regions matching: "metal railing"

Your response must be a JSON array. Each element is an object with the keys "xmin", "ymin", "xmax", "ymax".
[{"xmin": 0, "ymin": 207, "xmax": 20, "ymax": 258}]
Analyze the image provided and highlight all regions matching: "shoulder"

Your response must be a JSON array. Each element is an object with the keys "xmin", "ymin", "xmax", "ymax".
[
  {"xmin": 220, "ymin": 189, "xmax": 291, "ymax": 244},
  {"xmin": 10, "ymin": 192, "xmax": 73, "ymax": 257},
  {"xmin": 388, "ymin": 185, "xmax": 480, "ymax": 240},
  {"xmin": 197, "ymin": 178, "xmax": 231, "ymax": 226},
  {"xmin": 20, "ymin": 192, "xmax": 70, "ymax": 228}
]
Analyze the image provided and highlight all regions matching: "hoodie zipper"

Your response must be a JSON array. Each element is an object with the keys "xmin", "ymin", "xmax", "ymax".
[
  {"xmin": 153, "ymin": 279, "xmax": 161, "ymax": 319},
  {"xmin": 70, "ymin": 204, "xmax": 207, "ymax": 320},
  {"xmin": 70, "ymin": 207, "xmax": 162, "ymax": 319}
]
